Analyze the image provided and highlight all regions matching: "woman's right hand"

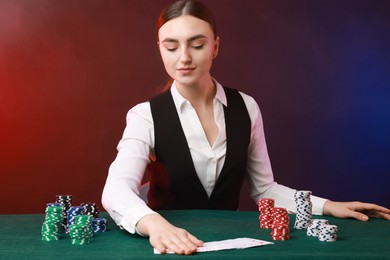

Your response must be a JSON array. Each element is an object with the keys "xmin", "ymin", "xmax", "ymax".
[{"xmin": 136, "ymin": 214, "xmax": 204, "ymax": 255}]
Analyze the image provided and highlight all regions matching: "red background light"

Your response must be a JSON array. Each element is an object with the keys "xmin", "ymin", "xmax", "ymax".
[{"xmin": 1, "ymin": 0, "xmax": 389, "ymax": 214}]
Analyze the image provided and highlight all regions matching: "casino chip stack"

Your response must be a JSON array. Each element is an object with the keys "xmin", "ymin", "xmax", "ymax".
[
  {"xmin": 271, "ymin": 207, "xmax": 290, "ymax": 240},
  {"xmin": 56, "ymin": 195, "xmax": 72, "ymax": 213},
  {"xmin": 80, "ymin": 202, "xmax": 108, "ymax": 233},
  {"xmin": 55, "ymin": 195, "xmax": 72, "ymax": 227},
  {"xmin": 306, "ymin": 219, "xmax": 329, "ymax": 237},
  {"xmin": 41, "ymin": 204, "xmax": 65, "ymax": 241},
  {"xmin": 42, "ymin": 195, "xmax": 108, "ymax": 245},
  {"xmin": 294, "ymin": 190, "xmax": 313, "ymax": 229},
  {"xmin": 67, "ymin": 206, "xmax": 86, "ymax": 232},
  {"xmin": 92, "ymin": 218, "xmax": 108, "ymax": 232},
  {"xmin": 81, "ymin": 202, "xmax": 99, "ymax": 219},
  {"xmin": 318, "ymin": 224, "xmax": 338, "ymax": 242},
  {"xmin": 258, "ymin": 198, "xmax": 274, "ymax": 229},
  {"xmin": 68, "ymin": 215, "xmax": 93, "ymax": 245}
]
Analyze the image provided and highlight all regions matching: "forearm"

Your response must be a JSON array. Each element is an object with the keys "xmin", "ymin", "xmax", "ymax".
[{"xmin": 101, "ymin": 138, "xmax": 154, "ymax": 233}]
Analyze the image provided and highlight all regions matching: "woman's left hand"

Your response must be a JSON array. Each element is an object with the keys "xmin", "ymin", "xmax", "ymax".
[{"xmin": 323, "ymin": 201, "xmax": 390, "ymax": 221}]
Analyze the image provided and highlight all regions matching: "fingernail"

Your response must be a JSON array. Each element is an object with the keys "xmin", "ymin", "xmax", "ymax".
[{"xmin": 362, "ymin": 215, "xmax": 368, "ymax": 220}]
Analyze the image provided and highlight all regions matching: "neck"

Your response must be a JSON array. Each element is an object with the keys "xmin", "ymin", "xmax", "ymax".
[{"xmin": 175, "ymin": 76, "xmax": 216, "ymax": 106}]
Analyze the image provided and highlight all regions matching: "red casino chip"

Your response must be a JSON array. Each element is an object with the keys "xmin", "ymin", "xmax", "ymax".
[{"xmin": 258, "ymin": 198, "xmax": 275, "ymax": 229}]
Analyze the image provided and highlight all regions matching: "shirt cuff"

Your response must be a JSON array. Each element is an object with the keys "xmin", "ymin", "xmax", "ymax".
[
  {"xmin": 311, "ymin": 195, "xmax": 328, "ymax": 215},
  {"xmin": 118, "ymin": 204, "xmax": 158, "ymax": 234}
]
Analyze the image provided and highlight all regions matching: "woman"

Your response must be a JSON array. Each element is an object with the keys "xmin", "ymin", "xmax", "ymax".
[{"xmin": 102, "ymin": 0, "xmax": 390, "ymax": 255}]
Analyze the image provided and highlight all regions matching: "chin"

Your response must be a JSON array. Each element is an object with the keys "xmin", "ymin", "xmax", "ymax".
[{"xmin": 174, "ymin": 76, "xmax": 198, "ymax": 86}]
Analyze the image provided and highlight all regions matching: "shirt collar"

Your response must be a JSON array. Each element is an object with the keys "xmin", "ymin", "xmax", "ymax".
[{"xmin": 170, "ymin": 79, "xmax": 227, "ymax": 113}]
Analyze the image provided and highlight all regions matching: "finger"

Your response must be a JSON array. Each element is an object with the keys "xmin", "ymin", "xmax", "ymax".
[
  {"xmin": 365, "ymin": 211, "xmax": 390, "ymax": 220},
  {"xmin": 349, "ymin": 210, "xmax": 369, "ymax": 221},
  {"xmin": 168, "ymin": 241, "xmax": 197, "ymax": 255},
  {"xmin": 335, "ymin": 205, "xmax": 368, "ymax": 221},
  {"xmin": 150, "ymin": 236, "xmax": 184, "ymax": 255},
  {"xmin": 157, "ymin": 231, "xmax": 197, "ymax": 255},
  {"xmin": 175, "ymin": 229, "xmax": 201, "ymax": 245},
  {"xmin": 187, "ymin": 232, "xmax": 204, "ymax": 247},
  {"xmin": 152, "ymin": 241, "xmax": 167, "ymax": 254},
  {"xmin": 164, "ymin": 240, "xmax": 187, "ymax": 255},
  {"xmin": 351, "ymin": 202, "xmax": 390, "ymax": 220},
  {"xmin": 383, "ymin": 213, "xmax": 390, "ymax": 221},
  {"xmin": 353, "ymin": 202, "xmax": 390, "ymax": 213},
  {"xmin": 178, "ymin": 241, "xmax": 198, "ymax": 255},
  {"xmin": 169, "ymin": 233, "xmax": 198, "ymax": 254}
]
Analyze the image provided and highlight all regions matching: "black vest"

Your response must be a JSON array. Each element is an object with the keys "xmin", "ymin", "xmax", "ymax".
[{"xmin": 148, "ymin": 87, "xmax": 251, "ymax": 210}]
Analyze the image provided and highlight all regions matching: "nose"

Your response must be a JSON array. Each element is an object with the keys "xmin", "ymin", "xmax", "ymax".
[{"xmin": 179, "ymin": 47, "xmax": 191, "ymax": 64}]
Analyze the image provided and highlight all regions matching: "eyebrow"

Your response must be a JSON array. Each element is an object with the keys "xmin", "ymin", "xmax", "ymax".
[{"xmin": 161, "ymin": 34, "xmax": 207, "ymax": 43}]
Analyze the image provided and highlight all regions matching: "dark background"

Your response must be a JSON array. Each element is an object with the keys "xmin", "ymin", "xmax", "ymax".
[{"xmin": 1, "ymin": 0, "xmax": 389, "ymax": 214}]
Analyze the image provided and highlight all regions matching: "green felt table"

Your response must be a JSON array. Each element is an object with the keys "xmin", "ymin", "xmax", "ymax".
[{"xmin": 0, "ymin": 210, "xmax": 389, "ymax": 259}]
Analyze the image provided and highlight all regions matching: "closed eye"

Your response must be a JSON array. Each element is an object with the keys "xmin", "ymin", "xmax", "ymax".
[
  {"xmin": 192, "ymin": 45, "xmax": 204, "ymax": 50},
  {"xmin": 166, "ymin": 47, "xmax": 178, "ymax": 52}
]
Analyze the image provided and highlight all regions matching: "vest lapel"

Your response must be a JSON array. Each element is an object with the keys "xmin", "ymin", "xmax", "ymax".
[
  {"xmin": 149, "ymin": 86, "xmax": 251, "ymax": 210},
  {"xmin": 150, "ymin": 91, "xmax": 209, "ymax": 207},
  {"xmin": 210, "ymin": 87, "xmax": 251, "ymax": 206}
]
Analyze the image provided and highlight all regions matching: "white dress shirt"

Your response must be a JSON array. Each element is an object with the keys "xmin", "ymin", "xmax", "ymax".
[{"xmin": 102, "ymin": 79, "xmax": 327, "ymax": 234}]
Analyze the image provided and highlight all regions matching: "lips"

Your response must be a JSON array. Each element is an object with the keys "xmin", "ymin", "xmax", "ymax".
[{"xmin": 177, "ymin": 67, "xmax": 195, "ymax": 72}]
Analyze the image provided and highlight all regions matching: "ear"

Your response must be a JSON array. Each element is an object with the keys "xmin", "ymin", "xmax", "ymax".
[{"xmin": 213, "ymin": 36, "xmax": 220, "ymax": 59}]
